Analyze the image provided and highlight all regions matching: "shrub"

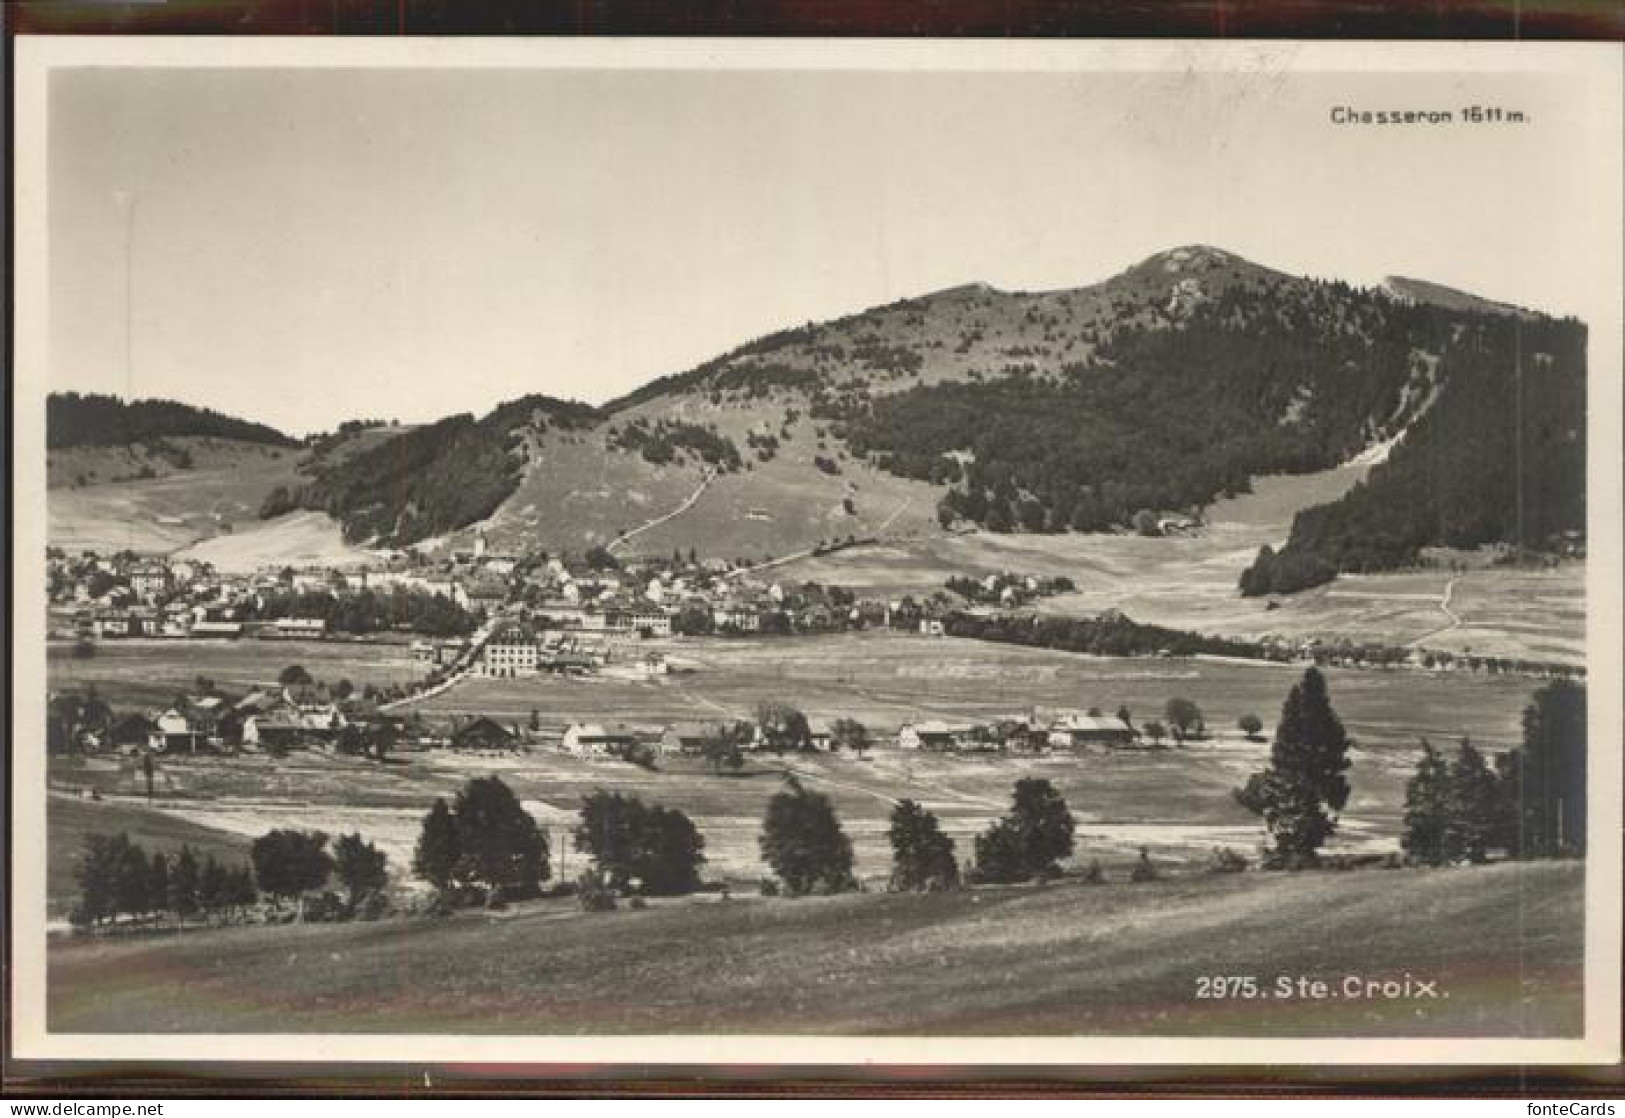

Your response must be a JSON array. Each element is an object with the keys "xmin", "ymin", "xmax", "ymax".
[
  {"xmin": 1130, "ymin": 846, "xmax": 1160, "ymax": 883},
  {"xmin": 1208, "ymin": 846, "xmax": 1249, "ymax": 874},
  {"xmin": 1080, "ymin": 859, "xmax": 1105, "ymax": 884},
  {"xmin": 577, "ymin": 870, "xmax": 618, "ymax": 912}
]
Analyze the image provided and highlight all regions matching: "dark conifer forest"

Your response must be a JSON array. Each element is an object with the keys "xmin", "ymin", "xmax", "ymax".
[{"xmin": 48, "ymin": 392, "xmax": 296, "ymax": 449}]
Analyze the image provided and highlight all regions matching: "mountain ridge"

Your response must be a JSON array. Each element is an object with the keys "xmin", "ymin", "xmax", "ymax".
[{"xmin": 47, "ymin": 246, "xmax": 1585, "ymax": 594}]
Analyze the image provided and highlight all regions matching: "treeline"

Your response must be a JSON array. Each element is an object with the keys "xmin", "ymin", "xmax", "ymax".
[
  {"xmin": 607, "ymin": 417, "xmax": 743, "ymax": 471},
  {"xmin": 47, "ymin": 392, "xmax": 295, "ymax": 450},
  {"xmin": 259, "ymin": 394, "xmax": 597, "ymax": 545},
  {"xmin": 1400, "ymin": 680, "xmax": 1586, "ymax": 862},
  {"xmin": 245, "ymin": 586, "xmax": 476, "ymax": 636},
  {"xmin": 73, "ymin": 835, "xmax": 257, "ymax": 928},
  {"xmin": 74, "ymin": 828, "xmax": 392, "ymax": 930},
  {"xmin": 1242, "ymin": 314, "xmax": 1587, "ymax": 594},
  {"xmin": 943, "ymin": 609, "xmax": 1268, "ymax": 660}
]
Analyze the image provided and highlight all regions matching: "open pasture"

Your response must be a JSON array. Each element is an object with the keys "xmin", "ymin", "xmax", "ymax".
[
  {"xmin": 43, "ymin": 633, "xmax": 1552, "ymax": 909},
  {"xmin": 768, "ymin": 461, "xmax": 1585, "ymax": 666},
  {"xmin": 414, "ymin": 632, "xmax": 1540, "ymax": 754},
  {"xmin": 48, "ymin": 860, "xmax": 1583, "ymax": 1036},
  {"xmin": 47, "ymin": 637, "xmax": 426, "ymax": 709}
]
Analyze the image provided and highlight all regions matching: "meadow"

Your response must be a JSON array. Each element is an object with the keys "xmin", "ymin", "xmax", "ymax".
[
  {"xmin": 47, "ymin": 637, "xmax": 424, "ymax": 709},
  {"xmin": 44, "ymin": 631, "xmax": 1554, "ymax": 915},
  {"xmin": 47, "ymin": 860, "xmax": 1584, "ymax": 1036}
]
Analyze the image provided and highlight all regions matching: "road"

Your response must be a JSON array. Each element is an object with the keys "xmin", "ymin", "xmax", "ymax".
[{"xmin": 607, "ymin": 468, "xmax": 717, "ymax": 553}]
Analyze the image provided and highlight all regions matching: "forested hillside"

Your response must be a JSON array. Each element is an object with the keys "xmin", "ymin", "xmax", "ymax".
[
  {"xmin": 47, "ymin": 392, "xmax": 295, "ymax": 449},
  {"xmin": 259, "ymin": 394, "xmax": 599, "ymax": 546},
  {"xmin": 1241, "ymin": 313, "xmax": 1586, "ymax": 594}
]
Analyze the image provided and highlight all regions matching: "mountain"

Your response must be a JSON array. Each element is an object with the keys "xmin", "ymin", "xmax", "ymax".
[{"xmin": 49, "ymin": 247, "xmax": 1587, "ymax": 589}]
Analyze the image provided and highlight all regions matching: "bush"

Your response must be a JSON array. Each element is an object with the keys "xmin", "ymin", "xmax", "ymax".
[
  {"xmin": 577, "ymin": 870, "xmax": 618, "ymax": 912},
  {"xmin": 1130, "ymin": 846, "xmax": 1160, "ymax": 883},
  {"xmin": 1207, "ymin": 846, "xmax": 1249, "ymax": 874},
  {"xmin": 356, "ymin": 890, "xmax": 391, "ymax": 921},
  {"xmin": 1080, "ymin": 859, "xmax": 1105, "ymax": 885},
  {"xmin": 758, "ymin": 878, "xmax": 780, "ymax": 897}
]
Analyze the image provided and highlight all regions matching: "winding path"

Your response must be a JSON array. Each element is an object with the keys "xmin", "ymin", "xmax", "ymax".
[
  {"xmin": 607, "ymin": 468, "xmax": 717, "ymax": 553},
  {"xmin": 1407, "ymin": 576, "xmax": 1463, "ymax": 648}
]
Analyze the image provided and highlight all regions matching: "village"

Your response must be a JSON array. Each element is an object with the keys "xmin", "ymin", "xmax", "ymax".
[{"xmin": 46, "ymin": 533, "xmax": 1141, "ymax": 760}]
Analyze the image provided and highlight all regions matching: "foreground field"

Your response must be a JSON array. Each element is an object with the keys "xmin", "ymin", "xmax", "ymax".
[{"xmin": 47, "ymin": 860, "xmax": 1584, "ymax": 1036}]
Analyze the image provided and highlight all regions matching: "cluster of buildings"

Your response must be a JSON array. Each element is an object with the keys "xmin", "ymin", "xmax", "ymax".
[{"xmin": 444, "ymin": 709, "xmax": 1147, "ymax": 760}]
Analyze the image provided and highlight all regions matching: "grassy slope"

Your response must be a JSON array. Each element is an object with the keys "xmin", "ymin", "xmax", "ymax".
[
  {"xmin": 46, "ymin": 427, "xmax": 407, "ymax": 556},
  {"xmin": 48, "ymin": 860, "xmax": 1583, "ymax": 1036},
  {"xmin": 174, "ymin": 510, "xmax": 376, "ymax": 573}
]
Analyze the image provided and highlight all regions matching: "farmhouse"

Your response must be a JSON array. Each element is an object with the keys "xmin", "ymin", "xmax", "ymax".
[
  {"xmin": 660, "ymin": 722, "xmax": 721, "ymax": 755},
  {"xmin": 242, "ymin": 714, "xmax": 310, "ymax": 751},
  {"xmin": 273, "ymin": 617, "xmax": 328, "ymax": 638},
  {"xmin": 450, "ymin": 716, "xmax": 519, "ymax": 751},
  {"xmin": 1048, "ymin": 713, "xmax": 1139, "ymax": 749},
  {"xmin": 151, "ymin": 708, "xmax": 208, "ymax": 753},
  {"xmin": 897, "ymin": 720, "xmax": 992, "ymax": 751},
  {"xmin": 563, "ymin": 722, "xmax": 638, "ymax": 756},
  {"xmin": 108, "ymin": 712, "xmax": 155, "ymax": 754}
]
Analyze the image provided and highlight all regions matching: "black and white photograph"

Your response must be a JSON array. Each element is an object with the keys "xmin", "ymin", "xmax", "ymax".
[{"xmin": 9, "ymin": 36, "xmax": 1622, "ymax": 1070}]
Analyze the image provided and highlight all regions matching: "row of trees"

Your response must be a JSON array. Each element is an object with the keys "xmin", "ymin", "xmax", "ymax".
[
  {"xmin": 74, "ymin": 836, "xmax": 256, "ymax": 928},
  {"xmin": 73, "ymin": 827, "xmax": 390, "ymax": 930},
  {"xmin": 245, "ymin": 586, "xmax": 476, "ymax": 637},
  {"xmin": 1401, "ymin": 679, "xmax": 1587, "ymax": 863},
  {"xmin": 1237, "ymin": 669, "xmax": 1587, "ymax": 870}
]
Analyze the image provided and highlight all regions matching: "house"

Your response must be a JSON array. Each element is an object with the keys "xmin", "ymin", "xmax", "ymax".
[
  {"xmin": 152, "ymin": 708, "xmax": 207, "ymax": 753},
  {"xmin": 243, "ymin": 713, "xmax": 311, "ymax": 751},
  {"xmin": 463, "ymin": 578, "xmax": 509, "ymax": 612},
  {"xmin": 1048, "ymin": 713, "xmax": 1139, "ymax": 750},
  {"xmin": 599, "ymin": 606, "xmax": 671, "ymax": 636},
  {"xmin": 273, "ymin": 617, "xmax": 327, "ymax": 638},
  {"xmin": 562, "ymin": 722, "xmax": 637, "ymax": 756},
  {"xmin": 659, "ymin": 722, "xmax": 722, "ymax": 756},
  {"xmin": 128, "ymin": 563, "xmax": 170, "ymax": 599},
  {"xmin": 449, "ymin": 716, "xmax": 518, "ymax": 751},
  {"xmin": 93, "ymin": 612, "xmax": 134, "ymax": 639},
  {"xmin": 897, "ymin": 720, "xmax": 989, "ymax": 751},
  {"xmin": 714, "ymin": 604, "xmax": 761, "ymax": 633},
  {"xmin": 190, "ymin": 619, "xmax": 243, "ymax": 638},
  {"xmin": 480, "ymin": 625, "xmax": 540, "ymax": 677},
  {"xmin": 159, "ymin": 608, "xmax": 193, "ymax": 638},
  {"xmin": 108, "ymin": 713, "xmax": 155, "ymax": 754}
]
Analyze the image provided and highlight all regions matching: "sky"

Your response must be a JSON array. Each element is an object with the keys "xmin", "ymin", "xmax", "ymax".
[{"xmin": 46, "ymin": 55, "xmax": 1602, "ymax": 436}]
